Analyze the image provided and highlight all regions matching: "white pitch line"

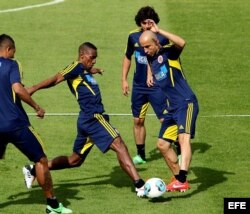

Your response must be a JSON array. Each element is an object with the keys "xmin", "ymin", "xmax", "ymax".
[
  {"xmin": 0, "ymin": 0, "xmax": 65, "ymax": 13},
  {"xmin": 27, "ymin": 113, "xmax": 250, "ymax": 118}
]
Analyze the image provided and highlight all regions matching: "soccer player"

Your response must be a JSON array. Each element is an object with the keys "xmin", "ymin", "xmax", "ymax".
[
  {"xmin": 139, "ymin": 24, "xmax": 199, "ymax": 192},
  {"xmin": 122, "ymin": 6, "xmax": 173, "ymax": 164},
  {"xmin": 0, "ymin": 34, "xmax": 72, "ymax": 214},
  {"xmin": 23, "ymin": 42, "xmax": 146, "ymax": 197}
]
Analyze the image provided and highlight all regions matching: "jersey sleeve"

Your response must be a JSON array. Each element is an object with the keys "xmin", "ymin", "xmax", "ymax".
[
  {"xmin": 165, "ymin": 43, "xmax": 183, "ymax": 60},
  {"xmin": 9, "ymin": 60, "xmax": 21, "ymax": 84},
  {"xmin": 59, "ymin": 61, "xmax": 84, "ymax": 80},
  {"xmin": 125, "ymin": 35, "xmax": 135, "ymax": 60}
]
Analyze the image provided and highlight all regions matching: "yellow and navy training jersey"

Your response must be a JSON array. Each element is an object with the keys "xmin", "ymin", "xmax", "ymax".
[
  {"xmin": 0, "ymin": 57, "xmax": 30, "ymax": 132},
  {"xmin": 147, "ymin": 45, "xmax": 198, "ymax": 110},
  {"xmin": 59, "ymin": 61, "xmax": 105, "ymax": 118},
  {"xmin": 125, "ymin": 29, "xmax": 169, "ymax": 87}
]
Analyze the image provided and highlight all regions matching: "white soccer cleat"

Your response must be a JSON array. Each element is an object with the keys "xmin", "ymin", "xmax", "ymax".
[
  {"xmin": 22, "ymin": 164, "xmax": 35, "ymax": 189},
  {"xmin": 135, "ymin": 186, "xmax": 146, "ymax": 197}
]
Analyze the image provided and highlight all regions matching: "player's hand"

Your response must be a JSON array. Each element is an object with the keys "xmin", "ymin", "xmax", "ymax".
[
  {"xmin": 89, "ymin": 67, "xmax": 104, "ymax": 75},
  {"xmin": 148, "ymin": 19, "xmax": 159, "ymax": 33},
  {"xmin": 147, "ymin": 75, "xmax": 154, "ymax": 87},
  {"xmin": 35, "ymin": 106, "xmax": 45, "ymax": 119},
  {"xmin": 122, "ymin": 80, "xmax": 130, "ymax": 96}
]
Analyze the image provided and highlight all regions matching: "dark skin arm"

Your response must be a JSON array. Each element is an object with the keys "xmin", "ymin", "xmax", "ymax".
[
  {"xmin": 26, "ymin": 73, "xmax": 65, "ymax": 95},
  {"xmin": 12, "ymin": 82, "xmax": 45, "ymax": 118}
]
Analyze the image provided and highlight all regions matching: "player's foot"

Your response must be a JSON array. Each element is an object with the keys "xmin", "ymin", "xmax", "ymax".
[
  {"xmin": 133, "ymin": 155, "xmax": 146, "ymax": 165},
  {"xmin": 22, "ymin": 164, "xmax": 35, "ymax": 189},
  {"xmin": 166, "ymin": 179, "xmax": 190, "ymax": 192},
  {"xmin": 135, "ymin": 186, "xmax": 146, "ymax": 197},
  {"xmin": 46, "ymin": 203, "xmax": 73, "ymax": 214}
]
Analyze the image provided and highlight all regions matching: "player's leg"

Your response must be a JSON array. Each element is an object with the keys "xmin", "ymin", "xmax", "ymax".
[
  {"xmin": 23, "ymin": 136, "xmax": 93, "ymax": 186},
  {"xmin": 15, "ymin": 126, "xmax": 72, "ymax": 213},
  {"xmin": 133, "ymin": 117, "xmax": 147, "ymax": 163},
  {"xmin": 131, "ymin": 89, "xmax": 149, "ymax": 164},
  {"xmin": 48, "ymin": 138, "xmax": 94, "ymax": 170},
  {"xmin": 90, "ymin": 113, "xmax": 146, "ymax": 197},
  {"xmin": 149, "ymin": 89, "xmax": 182, "ymax": 166},
  {"xmin": 167, "ymin": 102, "xmax": 199, "ymax": 192},
  {"xmin": 157, "ymin": 122, "xmax": 180, "ymax": 179},
  {"xmin": 109, "ymin": 137, "xmax": 145, "ymax": 197},
  {"xmin": 157, "ymin": 138, "xmax": 180, "ymax": 176}
]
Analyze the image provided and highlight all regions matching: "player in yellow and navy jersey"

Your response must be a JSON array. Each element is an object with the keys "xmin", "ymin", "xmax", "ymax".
[
  {"xmin": 122, "ymin": 6, "xmax": 171, "ymax": 164},
  {"xmin": 139, "ymin": 23, "xmax": 199, "ymax": 192},
  {"xmin": 23, "ymin": 42, "xmax": 146, "ymax": 197},
  {"xmin": 0, "ymin": 34, "xmax": 72, "ymax": 214}
]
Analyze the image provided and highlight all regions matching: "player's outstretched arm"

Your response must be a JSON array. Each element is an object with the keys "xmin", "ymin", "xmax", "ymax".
[
  {"xmin": 89, "ymin": 67, "xmax": 104, "ymax": 75},
  {"xmin": 27, "ymin": 73, "xmax": 65, "ymax": 95}
]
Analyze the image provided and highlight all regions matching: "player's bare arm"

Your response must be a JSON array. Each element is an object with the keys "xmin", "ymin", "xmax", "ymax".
[
  {"xmin": 12, "ymin": 82, "xmax": 45, "ymax": 118},
  {"xmin": 121, "ymin": 56, "xmax": 131, "ymax": 96},
  {"xmin": 89, "ymin": 67, "xmax": 104, "ymax": 75},
  {"xmin": 149, "ymin": 19, "xmax": 186, "ymax": 50},
  {"xmin": 146, "ymin": 64, "xmax": 154, "ymax": 87},
  {"xmin": 27, "ymin": 73, "xmax": 65, "ymax": 95}
]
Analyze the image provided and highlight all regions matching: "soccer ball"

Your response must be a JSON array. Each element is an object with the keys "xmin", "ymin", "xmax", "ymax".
[{"xmin": 144, "ymin": 178, "xmax": 166, "ymax": 198}]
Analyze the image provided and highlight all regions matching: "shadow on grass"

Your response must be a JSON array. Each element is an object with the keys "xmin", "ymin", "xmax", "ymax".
[
  {"xmin": 0, "ymin": 184, "xmax": 82, "ymax": 209},
  {"xmin": 0, "ymin": 165, "xmax": 146, "ymax": 209},
  {"xmin": 147, "ymin": 141, "xmax": 212, "ymax": 162},
  {"xmin": 0, "ymin": 164, "xmax": 234, "ymax": 208},
  {"xmin": 145, "ymin": 166, "xmax": 235, "ymax": 203}
]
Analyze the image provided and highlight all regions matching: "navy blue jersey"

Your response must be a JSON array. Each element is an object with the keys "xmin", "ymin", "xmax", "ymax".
[
  {"xmin": 59, "ymin": 61, "xmax": 105, "ymax": 118},
  {"xmin": 125, "ymin": 29, "xmax": 169, "ymax": 87},
  {"xmin": 147, "ymin": 45, "xmax": 197, "ymax": 110},
  {"xmin": 0, "ymin": 57, "xmax": 30, "ymax": 132}
]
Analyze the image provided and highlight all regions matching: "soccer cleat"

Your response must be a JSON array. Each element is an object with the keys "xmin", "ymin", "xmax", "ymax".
[
  {"xmin": 166, "ymin": 179, "xmax": 190, "ymax": 192},
  {"xmin": 46, "ymin": 203, "xmax": 73, "ymax": 214},
  {"xmin": 22, "ymin": 164, "xmax": 35, "ymax": 189},
  {"xmin": 135, "ymin": 186, "xmax": 146, "ymax": 197},
  {"xmin": 133, "ymin": 155, "xmax": 146, "ymax": 165}
]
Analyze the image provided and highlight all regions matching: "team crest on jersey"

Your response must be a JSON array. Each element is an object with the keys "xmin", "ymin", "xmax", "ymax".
[
  {"xmin": 157, "ymin": 55, "xmax": 163, "ymax": 63},
  {"xmin": 86, "ymin": 74, "xmax": 97, "ymax": 85}
]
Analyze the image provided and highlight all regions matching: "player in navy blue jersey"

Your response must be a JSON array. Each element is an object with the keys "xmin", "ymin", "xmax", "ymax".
[
  {"xmin": 0, "ymin": 34, "xmax": 72, "ymax": 214},
  {"xmin": 23, "ymin": 42, "xmax": 146, "ymax": 197},
  {"xmin": 122, "ymin": 6, "xmax": 176, "ymax": 165},
  {"xmin": 139, "ymin": 23, "xmax": 199, "ymax": 192}
]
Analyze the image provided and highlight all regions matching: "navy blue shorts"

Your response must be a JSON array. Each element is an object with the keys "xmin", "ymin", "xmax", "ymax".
[
  {"xmin": 0, "ymin": 126, "xmax": 46, "ymax": 162},
  {"xmin": 159, "ymin": 101, "xmax": 199, "ymax": 141},
  {"xmin": 73, "ymin": 113, "xmax": 120, "ymax": 154},
  {"xmin": 131, "ymin": 85, "xmax": 167, "ymax": 119}
]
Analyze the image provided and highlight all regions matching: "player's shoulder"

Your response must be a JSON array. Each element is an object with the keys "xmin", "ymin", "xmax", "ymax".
[
  {"xmin": 128, "ymin": 28, "xmax": 141, "ymax": 36},
  {"xmin": 0, "ymin": 57, "xmax": 19, "ymax": 67}
]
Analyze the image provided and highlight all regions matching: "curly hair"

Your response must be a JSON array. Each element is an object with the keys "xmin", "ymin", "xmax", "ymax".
[{"xmin": 134, "ymin": 6, "xmax": 160, "ymax": 27}]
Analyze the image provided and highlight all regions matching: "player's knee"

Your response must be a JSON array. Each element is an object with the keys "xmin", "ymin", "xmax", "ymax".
[
  {"xmin": 38, "ymin": 156, "xmax": 49, "ymax": 165},
  {"xmin": 157, "ymin": 139, "xmax": 170, "ymax": 152},
  {"xmin": 134, "ymin": 117, "xmax": 145, "ymax": 127},
  {"xmin": 111, "ymin": 137, "xmax": 128, "ymax": 153},
  {"xmin": 68, "ymin": 154, "xmax": 83, "ymax": 167}
]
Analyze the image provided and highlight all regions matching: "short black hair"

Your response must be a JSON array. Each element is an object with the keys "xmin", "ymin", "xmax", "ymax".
[
  {"xmin": 134, "ymin": 6, "xmax": 160, "ymax": 27},
  {"xmin": 79, "ymin": 42, "xmax": 97, "ymax": 54},
  {"xmin": 0, "ymin": 34, "xmax": 15, "ymax": 49}
]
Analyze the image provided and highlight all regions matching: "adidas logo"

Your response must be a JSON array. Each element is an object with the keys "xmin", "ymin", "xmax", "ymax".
[
  {"xmin": 135, "ymin": 43, "xmax": 139, "ymax": 47},
  {"xmin": 179, "ymin": 125, "xmax": 184, "ymax": 130},
  {"xmin": 163, "ymin": 109, "xmax": 168, "ymax": 114}
]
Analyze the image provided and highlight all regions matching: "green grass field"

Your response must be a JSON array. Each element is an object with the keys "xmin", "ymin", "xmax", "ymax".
[{"xmin": 0, "ymin": 0, "xmax": 250, "ymax": 213}]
